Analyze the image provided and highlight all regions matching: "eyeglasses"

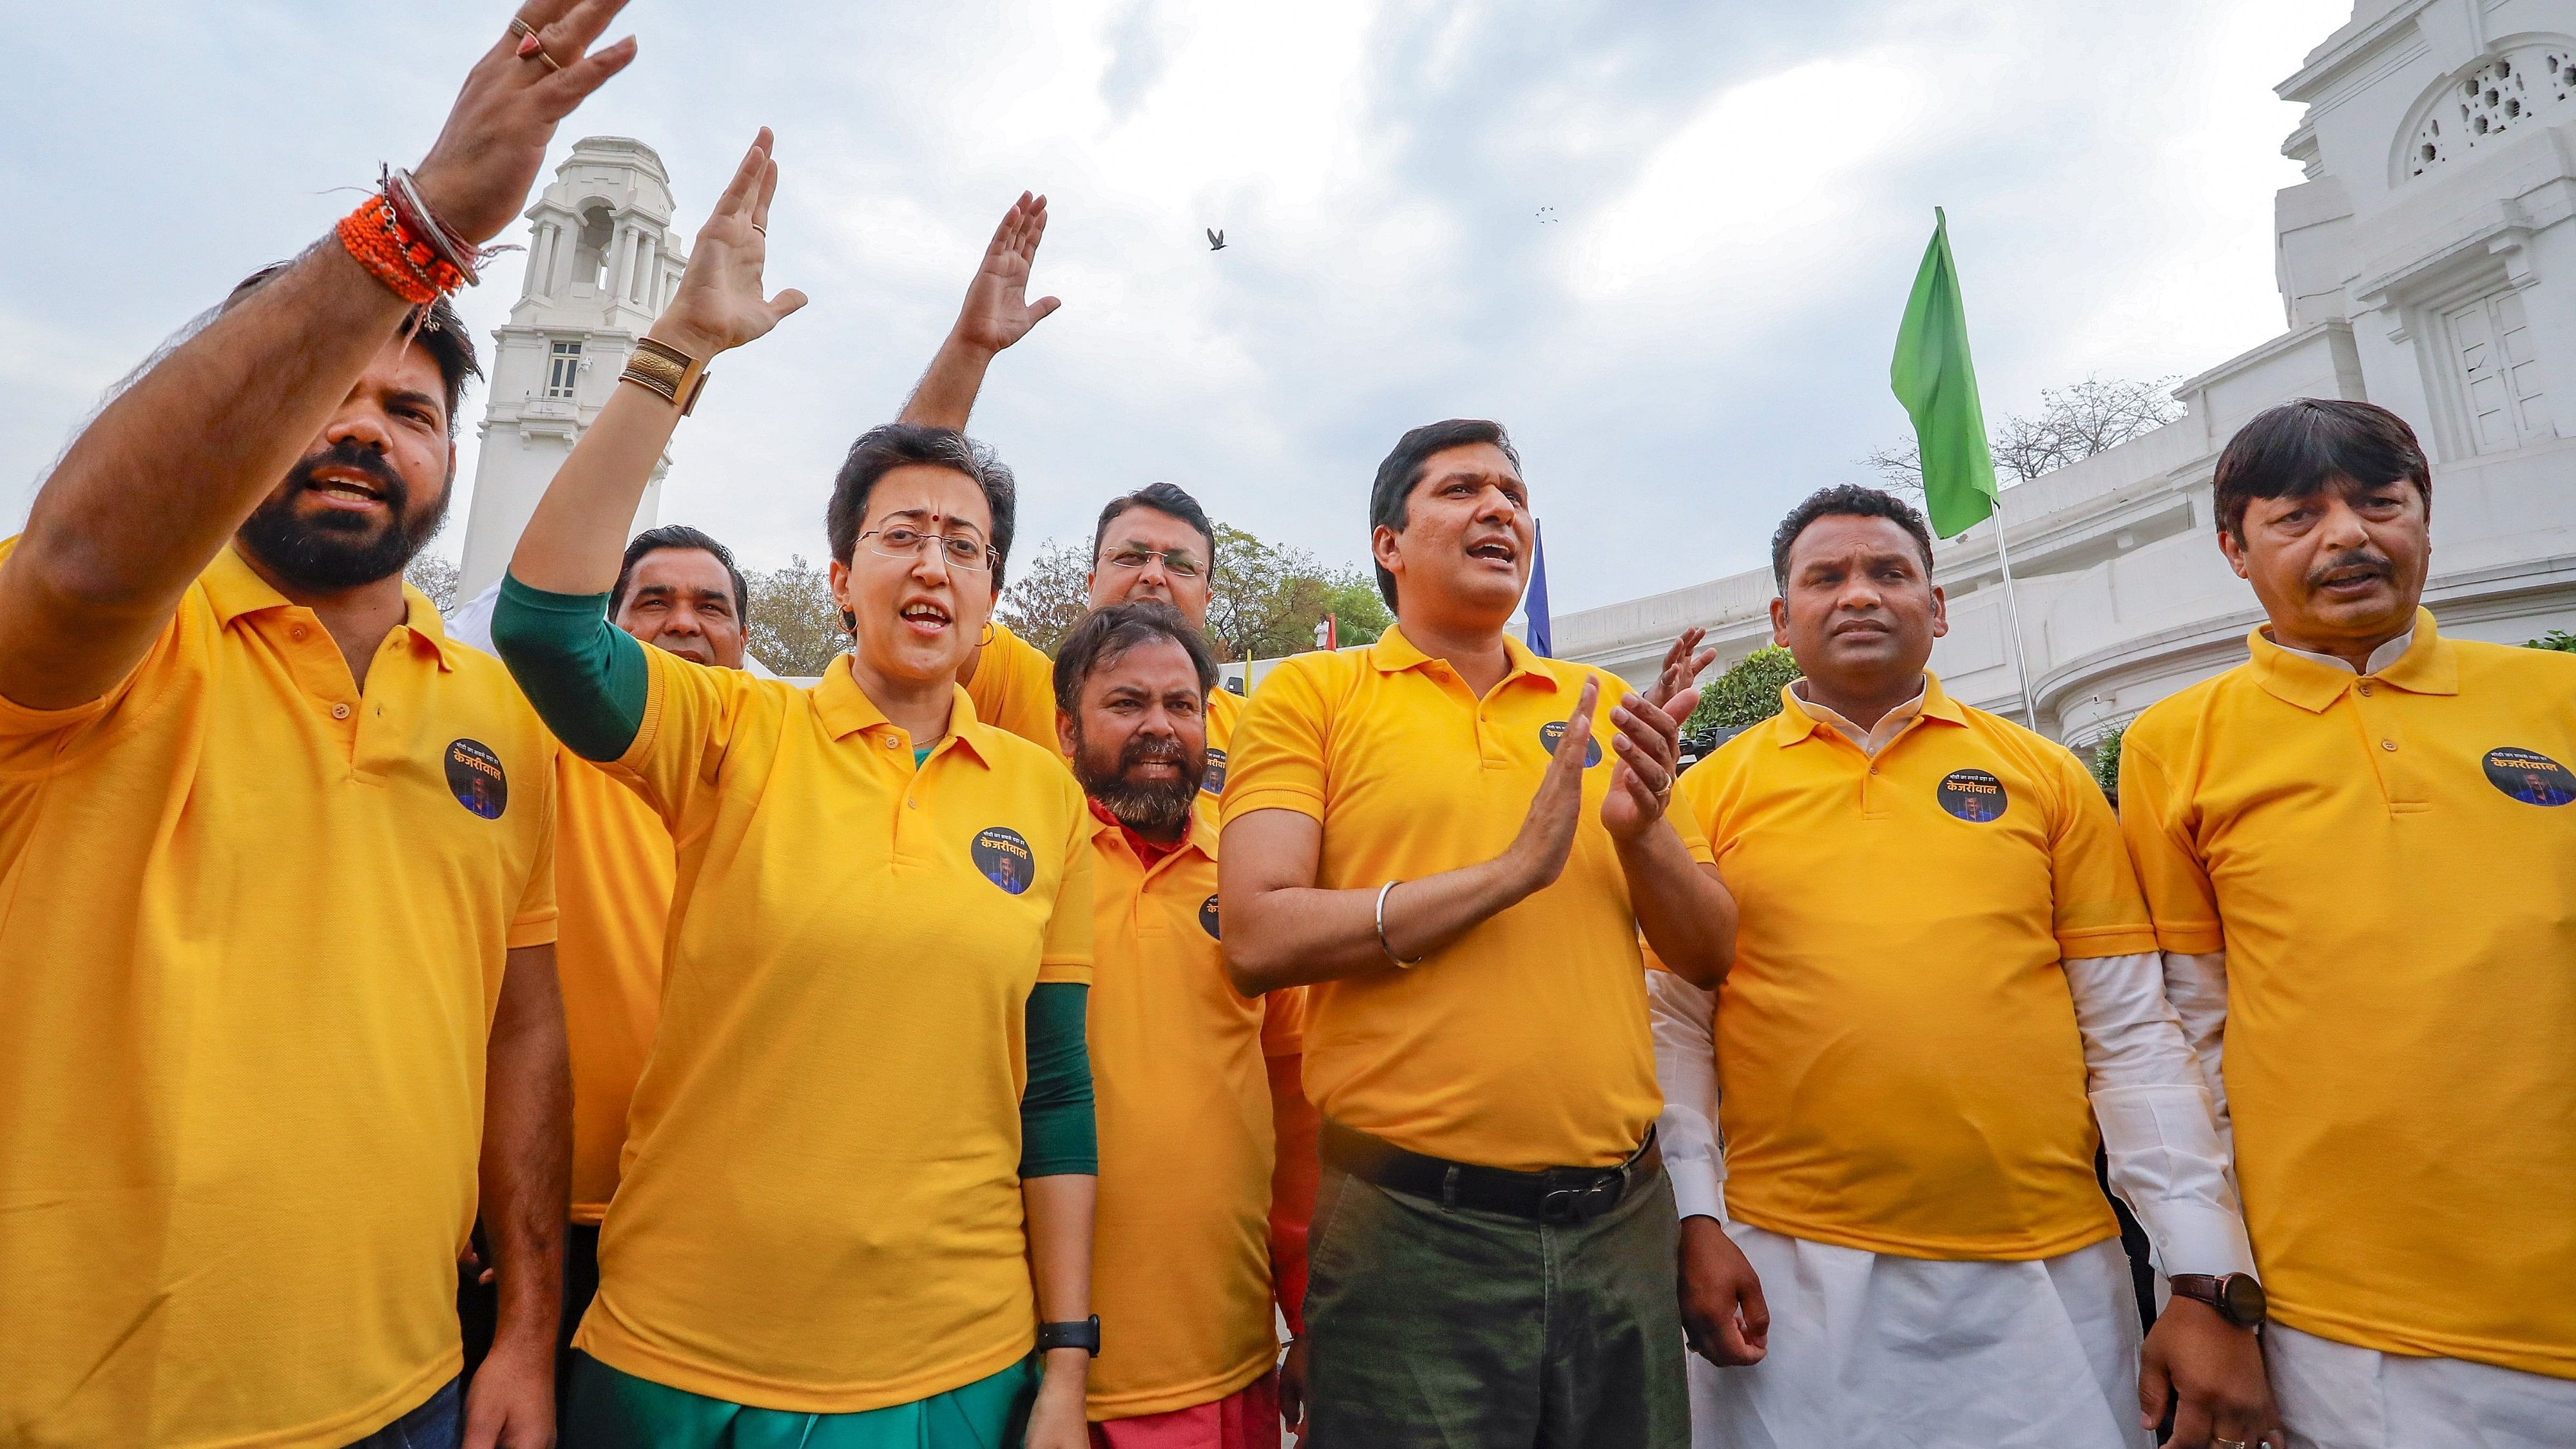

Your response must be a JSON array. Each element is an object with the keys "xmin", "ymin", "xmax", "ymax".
[
  {"xmin": 1101, "ymin": 546, "xmax": 1206, "ymax": 581},
  {"xmin": 860, "ymin": 526, "xmax": 995, "ymax": 573}
]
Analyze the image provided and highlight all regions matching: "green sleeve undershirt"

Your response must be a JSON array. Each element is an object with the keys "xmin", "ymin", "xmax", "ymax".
[
  {"xmin": 488, "ymin": 573, "xmax": 649, "ymax": 762},
  {"xmin": 1021, "ymin": 983, "xmax": 1097, "ymax": 1176},
  {"xmin": 490, "ymin": 573, "xmax": 1095, "ymax": 1174}
]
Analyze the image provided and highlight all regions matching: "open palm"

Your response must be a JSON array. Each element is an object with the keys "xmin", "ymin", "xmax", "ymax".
[
  {"xmin": 655, "ymin": 128, "xmax": 808, "ymax": 358},
  {"xmin": 955, "ymin": 191, "xmax": 1060, "ymax": 353}
]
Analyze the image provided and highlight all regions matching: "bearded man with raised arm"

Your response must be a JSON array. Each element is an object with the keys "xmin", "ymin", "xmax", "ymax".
[{"xmin": 0, "ymin": 8, "xmax": 635, "ymax": 1445}]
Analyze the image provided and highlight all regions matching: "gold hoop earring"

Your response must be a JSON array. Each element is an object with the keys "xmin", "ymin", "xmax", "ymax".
[
  {"xmin": 979, "ymin": 621, "xmax": 997, "ymax": 647},
  {"xmin": 840, "ymin": 609, "xmax": 857, "ymax": 633}
]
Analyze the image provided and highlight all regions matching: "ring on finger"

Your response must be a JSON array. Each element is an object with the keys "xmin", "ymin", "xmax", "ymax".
[
  {"xmin": 508, "ymin": 16, "xmax": 564, "ymax": 72},
  {"xmin": 751, "ymin": 222, "xmax": 767, "ymax": 235}
]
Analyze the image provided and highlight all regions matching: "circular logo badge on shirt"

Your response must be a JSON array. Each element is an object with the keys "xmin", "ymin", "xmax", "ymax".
[
  {"xmin": 1201, "ymin": 746, "xmax": 1228, "ymax": 796},
  {"xmin": 971, "ymin": 826, "xmax": 1035, "ymax": 895},
  {"xmin": 2483, "ymin": 746, "xmax": 2576, "ymax": 807},
  {"xmin": 1936, "ymin": 767, "xmax": 2008, "ymax": 823},
  {"xmin": 444, "ymin": 739, "xmax": 508, "ymax": 820},
  {"xmin": 1539, "ymin": 720, "xmax": 1605, "ymax": 769},
  {"xmin": 1199, "ymin": 894, "xmax": 1222, "ymax": 939}
]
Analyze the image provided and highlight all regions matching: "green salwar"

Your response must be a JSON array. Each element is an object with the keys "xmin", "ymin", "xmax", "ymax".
[{"xmin": 562, "ymin": 1352, "xmax": 1038, "ymax": 1449}]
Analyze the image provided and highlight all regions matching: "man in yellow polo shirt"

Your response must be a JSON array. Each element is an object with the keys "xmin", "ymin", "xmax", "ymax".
[
  {"xmin": 2122, "ymin": 399, "xmax": 2576, "ymax": 1448},
  {"xmin": 0, "ymin": 12, "xmax": 620, "ymax": 1439},
  {"xmin": 1220, "ymin": 419, "xmax": 1735, "ymax": 1448},
  {"xmin": 892, "ymin": 195, "xmax": 1245, "ymax": 771},
  {"xmin": 1652, "ymin": 485, "xmax": 2273, "ymax": 1449},
  {"xmin": 1052, "ymin": 600, "xmax": 1320, "ymax": 1448}
]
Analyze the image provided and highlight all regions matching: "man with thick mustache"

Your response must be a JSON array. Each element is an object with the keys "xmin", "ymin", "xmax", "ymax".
[
  {"xmin": 895, "ymin": 197, "xmax": 1247, "ymax": 783},
  {"xmin": 1220, "ymin": 419, "xmax": 1735, "ymax": 1447},
  {"xmin": 1651, "ymin": 485, "xmax": 2270, "ymax": 1449},
  {"xmin": 2120, "ymin": 400, "xmax": 2576, "ymax": 1448},
  {"xmin": 0, "ymin": 5, "xmax": 632, "ymax": 1443},
  {"xmin": 1052, "ymin": 601, "xmax": 1320, "ymax": 1448}
]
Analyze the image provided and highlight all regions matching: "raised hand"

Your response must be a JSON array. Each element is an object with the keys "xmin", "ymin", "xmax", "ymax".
[
  {"xmin": 648, "ymin": 129, "xmax": 810, "ymax": 359},
  {"xmin": 413, "ymin": 0, "xmax": 640, "ymax": 245},
  {"xmin": 952, "ymin": 192, "xmax": 1060, "ymax": 354},
  {"xmin": 1501, "ymin": 678, "xmax": 1599, "ymax": 894},
  {"xmin": 1602, "ymin": 680, "xmax": 1688, "ymax": 844}
]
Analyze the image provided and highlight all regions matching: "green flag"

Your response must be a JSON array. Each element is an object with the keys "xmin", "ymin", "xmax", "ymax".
[{"xmin": 1890, "ymin": 207, "xmax": 1997, "ymax": 539}]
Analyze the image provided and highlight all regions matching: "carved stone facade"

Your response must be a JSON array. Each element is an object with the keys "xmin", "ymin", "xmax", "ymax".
[
  {"xmin": 1557, "ymin": 0, "xmax": 2576, "ymax": 744},
  {"xmin": 457, "ymin": 137, "xmax": 689, "ymax": 597}
]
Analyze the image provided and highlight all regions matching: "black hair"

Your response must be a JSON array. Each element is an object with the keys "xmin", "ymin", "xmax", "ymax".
[
  {"xmin": 2212, "ymin": 399, "xmax": 2430, "ymax": 542},
  {"xmin": 611, "ymin": 524, "xmax": 747, "ymax": 619},
  {"xmin": 1052, "ymin": 600, "xmax": 1220, "ymax": 714},
  {"xmin": 825, "ymin": 424, "xmax": 1019, "ymax": 590},
  {"xmin": 1770, "ymin": 484, "xmax": 1937, "ymax": 591},
  {"xmin": 1367, "ymin": 419, "xmax": 1521, "ymax": 608},
  {"xmin": 226, "ymin": 262, "xmax": 480, "ymax": 434},
  {"xmin": 1092, "ymin": 481, "xmax": 1216, "ymax": 566}
]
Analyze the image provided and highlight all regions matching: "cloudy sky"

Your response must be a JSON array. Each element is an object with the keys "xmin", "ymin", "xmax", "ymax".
[{"xmin": 1, "ymin": 0, "xmax": 2350, "ymax": 615}]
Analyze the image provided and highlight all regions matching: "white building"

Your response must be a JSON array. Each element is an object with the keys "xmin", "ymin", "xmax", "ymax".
[
  {"xmin": 1557, "ymin": 0, "xmax": 2576, "ymax": 747},
  {"xmin": 457, "ymin": 137, "xmax": 689, "ymax": 599}
]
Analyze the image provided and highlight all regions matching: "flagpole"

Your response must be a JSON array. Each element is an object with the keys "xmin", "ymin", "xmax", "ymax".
[{"xmin": 1986, "ymin": 494, "xmax": 2041, "ymax": 729}]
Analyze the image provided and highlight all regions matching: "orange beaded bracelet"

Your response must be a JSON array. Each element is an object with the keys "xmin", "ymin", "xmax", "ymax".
[{"xmin": 335, "ymin": 193, "xmax": 466, "ymax": 305}]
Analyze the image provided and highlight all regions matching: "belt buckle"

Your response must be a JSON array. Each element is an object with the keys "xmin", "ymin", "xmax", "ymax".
[{"xmin": 1541, "ymin": 1172, "xmax": 1624, "ymax": 1225}]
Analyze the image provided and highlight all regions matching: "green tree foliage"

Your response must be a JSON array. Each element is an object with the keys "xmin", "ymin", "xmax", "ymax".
[
  {"xmin": 744, "ymin": 555, "xmax": 845, "ymax": 677},
  {"xmin": 2088, "ymin": 725, "xmax": 2124, "ymax": 800},
  {"xmin": 1684, "ymin": 646, "xmax": 1802, "ymax": 734},
  {"xmin": 994, "ymin": 539, "xmax": 1094, "ymax": 655},
  {"xmin": 2525, "ymin": 629, "xmax": 2576, "ymax": 653}
]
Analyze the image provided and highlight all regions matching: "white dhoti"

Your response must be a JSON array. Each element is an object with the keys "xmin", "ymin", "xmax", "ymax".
[
  {"xmin": 2266, "ymin": 1323, "xmax": 2576, "ymax": 1449},
  {"xmin": 1689, "ymin": 1223, "xmax": 2149, "ymax": 1449}
]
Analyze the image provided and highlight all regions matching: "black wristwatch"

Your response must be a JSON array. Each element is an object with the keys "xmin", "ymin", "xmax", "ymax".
[
  {"xmin": 2169, "ymin": 1273, "xmax": 2267, "ymax": 1329},
  {"xmin": 1037, "ymin": 1314, "xmax": 1102, "ymax": 1356}
]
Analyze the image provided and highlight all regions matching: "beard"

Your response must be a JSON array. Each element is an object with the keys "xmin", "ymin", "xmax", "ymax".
[
  {"xmin": 1070, "ymin": 724, "xmax": 1204, "ymax": 839},
  {"xmin": 235, "ymin": 440, "xmax": 450, "ymax": 591}
]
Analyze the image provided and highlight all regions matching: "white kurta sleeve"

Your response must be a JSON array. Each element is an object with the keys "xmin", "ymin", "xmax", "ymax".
[
  {"xmin": 2064, "ymin": 951, "xmax": 2255, "ymax": 1278},
  {"xmin": 2159, "ymin": 949, "xmax": 2234, "ymax": 1154},
  {"xmin": 1646, "ymin": 967, "xmax": 1726, "ymax": 1222}
]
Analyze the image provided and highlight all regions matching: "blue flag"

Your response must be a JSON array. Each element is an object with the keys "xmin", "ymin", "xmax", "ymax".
[{"xmin": 1524, "ymin": 519, "xmax": 1553, "ymax": 657}]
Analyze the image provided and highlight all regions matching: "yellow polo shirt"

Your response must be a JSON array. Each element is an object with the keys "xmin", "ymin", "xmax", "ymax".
[
  {"xmin": 2122, "ymin": 611, "xmax": 2576, "ymax": 1377},
  {"xmin": 966, "ymin": 620, "xmax": 1064, "ymax": 752},
  {"xmin": 0, "ymin": 541, "xmax": 558, "ymax": 1449},
  {"xmin": 1222, "ymin": 626, "xmax": 1712, "ymax": 1171},
  {"xmin": 966, "ymin": 621, "xmax": 1244, "ymax": 787},
  {"xmin": 1085, "ymin": 808, "xmax": 1304, "ymax": 1420},
  {"xmin": 1675, "ymin": 674, "xmax": 2152, "ymax": 1260},
  {"xmin": 553, "ymin": 751, "xmax": 675, "ymax": 1225},
  {"xmin": 574, "ymin": 648, "xmax": 1094, "ymax": 1412}
]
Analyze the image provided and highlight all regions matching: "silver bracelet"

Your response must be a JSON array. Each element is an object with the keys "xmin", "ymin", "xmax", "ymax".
[{"xmin": 1376, "ymin": 879, "xmax": 1424, "ymax": 966}]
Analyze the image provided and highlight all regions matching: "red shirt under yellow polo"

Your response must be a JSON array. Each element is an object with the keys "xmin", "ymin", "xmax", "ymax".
[
  {"xmin": 574, "ymin": 649, "xmax": 1093, "ymax": 1412},
  {"xmin": 1222, "ymin": 626, "xmax": 1713, "ymax": 1171},
  {"xmin": 2122, "ymin": 612, "xmax": 2576, "ymax": 1377},
  {"xmin": 0, "ymin": 541, "xmax": 559, "ymax": 1448},
  {"xmin": 553, "ymin": 751, "xmax": 676, "ymax": 1225},
  {"xmin": 1674, "ymin": 674, "xmax": 2153, "ymax": 1260},
  {"xmin": 1085, "ymin": 806, "xmax": 1304, "ymax": 1420}
]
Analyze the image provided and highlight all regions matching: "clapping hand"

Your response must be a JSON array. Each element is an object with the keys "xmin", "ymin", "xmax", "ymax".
[{"xmin": 648, "ymin": 129, "xmax": 810, "ymax": 361}]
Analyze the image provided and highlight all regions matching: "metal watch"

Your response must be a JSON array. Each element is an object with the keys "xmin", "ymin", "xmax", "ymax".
[
  {"xmin": 2169, "ymin": 1272, "xmax": 2267, "ymax": 1329},
  {"xmin": 1036, "ymin": 1314, "xmax": 1102, "ymax": 1356}
]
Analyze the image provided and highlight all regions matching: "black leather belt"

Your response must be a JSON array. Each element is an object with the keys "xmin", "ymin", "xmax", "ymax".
[{"xmin": 1320, "ymin": 1119, "xmax": 1662, "ymax": 1225}]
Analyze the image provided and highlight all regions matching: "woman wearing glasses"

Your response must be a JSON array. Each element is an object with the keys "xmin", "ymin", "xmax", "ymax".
[{"xmin": 491, "ymin": 131, "xmax": 1097, "ymax": 1449}]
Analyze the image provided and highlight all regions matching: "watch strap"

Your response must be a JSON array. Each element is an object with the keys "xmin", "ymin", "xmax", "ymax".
[{"xmin": 1036, "ymin": 1314, "xmax": 1101, "ymax": 1356}]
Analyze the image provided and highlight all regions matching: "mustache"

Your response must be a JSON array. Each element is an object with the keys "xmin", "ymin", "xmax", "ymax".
[
  {"xmin": 283, "ymin": 441, "xmax": 410, "ymax": 523},
  {"xmin": 2307, "ymin": 549, "xmax": 2394, "ymax": 588}
]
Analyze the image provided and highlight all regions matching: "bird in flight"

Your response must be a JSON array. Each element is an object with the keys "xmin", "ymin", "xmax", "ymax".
[
  {"xmin": 1207, "ymin": 228, "xmax": 1227, "ymax": 251},
  {"xmin": 1536, "ymin": 207, "xmax": 1559, "ymax": 224}
]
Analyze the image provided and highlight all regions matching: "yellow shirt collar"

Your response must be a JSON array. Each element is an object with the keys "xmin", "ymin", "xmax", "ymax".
[
  {"xmin": 812, "ymin": 657, "xmax": 996, "ymax": 767},
  {"xmin": 200, "ymin": 544, "xmax": 460, "ymax": 672},
  {"xmin": 1775, "ymin": 670, "xmax": 1968, "ymax": 752},
  {"xmin": 1368, "ymin": 624, "xmax": 1560, "ymax": 692},
  {"xmin": 2247, "ymin": 607, "xmax": 2457, "ymax": 713}
]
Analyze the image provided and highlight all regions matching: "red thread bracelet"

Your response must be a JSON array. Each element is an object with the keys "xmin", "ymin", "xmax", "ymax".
[{"xmin": 336, "ymin": 193, "xmax": 466, "ymax": 305}]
